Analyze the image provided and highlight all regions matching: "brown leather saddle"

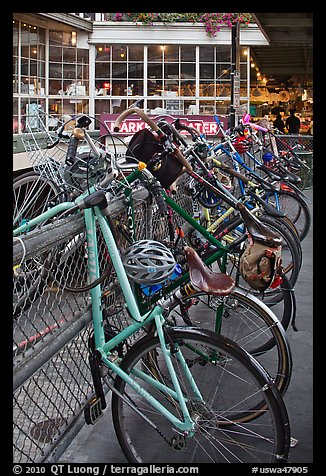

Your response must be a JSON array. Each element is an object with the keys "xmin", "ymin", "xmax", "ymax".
[{"xmin": 184, "ymin": 246, "xmax": 235, "ymax": 296}]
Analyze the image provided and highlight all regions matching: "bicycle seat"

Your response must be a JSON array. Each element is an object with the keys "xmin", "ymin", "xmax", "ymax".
[
  {"xmin": 246, "ymin": 189, "xmax": 285, "ymax": 218},
  {"xmin": 258, "ymin": 164, "xmax": 288, "ymax": 181},
  {"xmin": 237, "ymin": 203, "xmax": 282, "ymax": 247},
  {"xmin": 184, "ymin": 246, "xmax": 235, "ymax": 296},
  {"xmin": 248, "ymin": 172, "xmax": 278, "ymax": 193}
]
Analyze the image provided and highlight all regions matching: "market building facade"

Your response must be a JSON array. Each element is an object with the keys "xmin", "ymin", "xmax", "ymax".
[{"xmin": 13, "ymin": 13, "xmax": 312, "ymax": 170}]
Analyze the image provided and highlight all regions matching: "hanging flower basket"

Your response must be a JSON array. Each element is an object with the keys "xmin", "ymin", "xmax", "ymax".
[{"xmin": 110, "ymin": 12, "xmax": 253, "ymax": 36}]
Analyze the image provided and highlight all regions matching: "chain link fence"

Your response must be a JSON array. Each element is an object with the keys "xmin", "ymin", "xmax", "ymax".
[{"xmin": 13, "ymin": 176, "xmax": 193, "ymax": 463}]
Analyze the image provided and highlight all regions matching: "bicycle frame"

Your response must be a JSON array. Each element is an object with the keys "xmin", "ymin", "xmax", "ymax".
[{"xmin": 14, "ymin": 183, "xmax": 206, "ymax": 434}]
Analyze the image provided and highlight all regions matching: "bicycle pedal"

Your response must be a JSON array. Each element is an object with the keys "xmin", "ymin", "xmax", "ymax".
[{"xmin": 84, "ymin": 395, "xmax": 104, "ymax": 425}]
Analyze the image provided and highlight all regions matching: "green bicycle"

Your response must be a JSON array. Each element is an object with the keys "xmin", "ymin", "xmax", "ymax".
[{"xmin": 13, "ymin": 157, "xmax": 291, "ymax": 463}]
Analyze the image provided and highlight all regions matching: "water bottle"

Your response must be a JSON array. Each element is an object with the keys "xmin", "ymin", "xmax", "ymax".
[{"xmin": 141, "ymin": 263, "xmax": 182, "ymax": 296}]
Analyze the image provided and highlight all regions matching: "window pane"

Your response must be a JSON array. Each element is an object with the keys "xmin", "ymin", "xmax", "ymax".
[
  {"xmin": 49, "ymin": 30, "xmax": 63, "ymax": 46},
  {"xmin": 13, "ymin": 22, "xmax": 19, "ymax": 56},
  {"xmin": 77, "ymin": 64, "xmax": 88, "ymax": 80},
  {"xmin": 148, "ymin": 45, "xmax": 163, "ymax": 62},
  {"xmin": 128, "ymin": 45, "xmax": 143, "ymax": 61},
  {"xmin": 21, "ymin": 59, "xmax": 29, "ymax": 77},
  {"xmin": 216, "ymin": 45, "xmax": 230, "ymax": 61},
  {"xmin": 96, "ymin": 45, "xmax": 111, "ymax": 61},
  {"xmin": 181, "ymin": 46, "xmax": 195, "ymax": 62},
  {"xmin": 180, "ymin": 81, "xmax": 195, "ymax": 96},
  {"xmin": 199, "ymin": 46, "xmax": 214, "ymax": 62},
  {"xmin": 164, "ymin": 45, "xmax": 179, "ymax": 62},
  {"xmin": 13, "ymin": 97, "xmax": 19, "ymax": 133},
  {"xmin": 200, "ymin": 81, "xmax": 216, "ymax": 96},
  {"xmin": 96, "ymin": 62, "xmax": 111, "ymax": 79},
  {"xmin": 200, "ymin": 64, "xmax": 214, "ymax": 79},
  {"xmin": 49, "ymin": 46, "xmax": 62, "ymax": 62},
  {"xmin": 112, "ymin": 63, "xmax": 127, "ymax": 78},
  {"xmin": 239, "ymin": 63, "xmax": 247, "ymax": 79},
  {"xmin": 30, "ymin": 59, "xmax": 37, "ymax": 76},
  {"xmin": 181, "ymin": 63, "xmax": 195, "ymax": 79},
  {"xmin": 148, "ymin": 80, "xmax": 162, "ymax": 95},
  {"xmin": 49, "ymin": 63, "xmax": 62, "ymax": 78},
  {"xmin": 63, "ymin": 64, "xmax": 76, "ymax": 79},
  {"xmin": 21, "ymin": 45, "xmax": 30, "ymax": 59},
  {"xmin": 62, "ymin": 32, "xmax": 73, "ymax": 47},
  {"xmin": 77, "ymin": 49, "xmax": 89, "ymax": 64},
  {"xmin": 147, "ymin": 99, "xmax": 164, "ymax": 112},
  {"xmin": 38, "ymin": 61, "xmax": 45, "ymax": 78},
  {"xmin": 148, "ymin": 63, "xmax": 162, "ymax": 79},
  {"xmin": 63, "ymin": 47, "xmax": 76, "ymax": 63},
  {"xmin": 111, "ymin": 80, "xmax": 127, "ymax": 95},
  {"xmin": 112, "ymin": 45, "xmax": 127, "ymax": 61},
  {"xmin": 128, "ymin": 80, "xmax": 143, "ymax": 96},
  {"xmin": 164, "ymin": 80, "xmax": 179, "ymax": 94},
  {"xmin": 164, "ymin": 63, "xmax": 179, "ymax": 78},
  {"xmin": 199, "ymin": 100, "xmax": 216, "ymax": 115},
  {"xmin": 49, "ymin": 79, "xmax": 62, "ymax": 95},
  {"xmin": 129, "ymin": 63, "xmax": 144, "ymax": 79},
  {"xmin": 216, "ymin": 64, "xmax": 230, "ymax": 81}
]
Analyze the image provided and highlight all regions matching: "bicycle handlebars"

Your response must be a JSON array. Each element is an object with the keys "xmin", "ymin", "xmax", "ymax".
[{"xmin": 113, "ymin": 101, "xmax": 192, "ymax": 172}]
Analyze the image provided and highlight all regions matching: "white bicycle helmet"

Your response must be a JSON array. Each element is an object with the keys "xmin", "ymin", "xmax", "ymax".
[{"xmin": 122, "ymin": 240, "xmax": 176, "ymax": 285}]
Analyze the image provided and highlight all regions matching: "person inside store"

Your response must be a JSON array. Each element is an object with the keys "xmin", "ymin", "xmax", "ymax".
[
  {"xmin": 285, "ymin": 109, "xmax": 301, "ymax": 134},
  {"xmin": 273, "ymin": 113, "xmax": 286, "ymax": 133}
]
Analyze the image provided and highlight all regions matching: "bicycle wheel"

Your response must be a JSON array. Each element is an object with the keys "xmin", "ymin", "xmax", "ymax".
[
  {"xmin": 263, "ymin": 189, "xmax": 311, "ymax": 241},
  {"xmin": 167, "ymin": 287, "xmax": 292, "ymax": 396},
  {"xmin": 212, "ymin": 213, "xmax": 302, "ymax": 297},
  {"xmin": 13, "ymin": 171, "xmax": 64, "ymax": 229},
  {"xmin": 111, "ymin": 327, "xmax": 290, "ymax": 463},
  {"xmin": 13, "ymin": 172, "xmax": 64, "ymax": 318}
]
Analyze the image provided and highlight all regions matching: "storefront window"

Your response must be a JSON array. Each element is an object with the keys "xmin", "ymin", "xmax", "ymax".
[
  {"xmin": 13, "ymin": 21, "xmax": 19, "ymax": 94},
  {"xmin": 49, "ymin": 30, "xmax": 89, "ymax": 97},
  {"xmin": 14, "ymin": 22, "xmax": 251, "ymax": 134},
  {"xmin": 95, "ymin": 44, "xmax": 144, "ymax": 116},
  {"xmin": 13, "ymin": 98, "xmax": 18, "ymax": 134},
  {"xmin": 20, "ymin": 22, "xmax": 46, "ymax": 96}
]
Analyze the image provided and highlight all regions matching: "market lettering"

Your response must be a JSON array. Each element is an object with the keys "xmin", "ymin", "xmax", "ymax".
[{"xmin": 101, "ymin": 114, "xmax": 225, "ymax": 137}]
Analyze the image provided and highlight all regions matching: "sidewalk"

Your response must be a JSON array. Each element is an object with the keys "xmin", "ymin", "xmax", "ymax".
[{"xmin": 60, "ymin": 188, "xmax": 313, "ymax": 464}]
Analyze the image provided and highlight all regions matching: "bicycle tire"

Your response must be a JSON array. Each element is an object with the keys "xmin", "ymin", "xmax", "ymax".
[
  {"xmin": 111, "ymin": 326, "xmax": 290, "ymax": 463},
  {"xmin": 263, "ymin": 189, "xmax": 311, "ymax": 241},
  {"xmin": 13, "ymin": 171, "xmax": 64, "ymax": 229},
  {"xmin": 13, "ymin": 173, "xmax": 64, "ymax": 318},
  {"xmin": 166, "ymin": 287, "xmax": 292, "ymax": 396},
  {"xmin": 210, "ymin": 213, "xmax": 302, "ymax": 297}
]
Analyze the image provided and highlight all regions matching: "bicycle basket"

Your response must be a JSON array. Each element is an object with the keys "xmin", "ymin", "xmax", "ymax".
[
  {"xmin": 63, "ymin": 144, "xmax": 108, "ymax": 191},
  {"xmin": 239, "ymin": 239, "xmax": 282, "ymax": 291},
  {"xmin": 125, "ymin": 128, "xmax": 183, "ymax": 189}
]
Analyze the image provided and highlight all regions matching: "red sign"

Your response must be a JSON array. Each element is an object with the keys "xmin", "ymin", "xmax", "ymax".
[{"xmin": 99, "ymin": 114, "xmax": 227, "ymax": 137}]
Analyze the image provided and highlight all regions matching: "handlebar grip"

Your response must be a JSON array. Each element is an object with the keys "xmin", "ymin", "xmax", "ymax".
[
  {"xmin": 66, "ymin": 136, "xmax": 79, "ymax": 165},
  {"xmin": 150, "ymin": 181, "xmax": 168, "ymax": 216},
  {"xmin": 247, "ymin": 122, "xmax": 268, "ymax": 132},
  {"xmin": 173, "ymin": 119, "xmax": 199, "ymax": 139},
  {"xmin": 132, "ymin": 98, "xmax": 144, "ymax": 108}
]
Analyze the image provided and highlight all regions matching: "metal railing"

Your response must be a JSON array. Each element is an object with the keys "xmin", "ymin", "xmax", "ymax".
[{"xmin": 13, "ymin": 176, "xmax": 193, "ymax": 463}]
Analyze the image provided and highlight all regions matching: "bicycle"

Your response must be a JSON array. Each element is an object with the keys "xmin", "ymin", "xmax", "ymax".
[
  {"xmin": 215, "ymin": 115, "xmax": 311, "ymax": 242},
  {"xmin": 164, "ymin": 116, "xmax": 303, "ymax": 294},
  {"xmin": 14, "ymin": 105, "xmax": 293, "ymax": 400},
  {"xmin": 13, "ymin": 165, "xmax": 291, "ymax": 463}
]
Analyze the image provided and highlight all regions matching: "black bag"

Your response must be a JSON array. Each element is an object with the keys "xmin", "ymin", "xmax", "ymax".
[{"xmin": 126, "ymin": 128, "xmax": 183, "ymax": 189}]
